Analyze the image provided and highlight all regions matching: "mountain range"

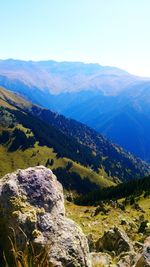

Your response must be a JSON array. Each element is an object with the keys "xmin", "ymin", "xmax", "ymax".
[
  {"xmin": 0, "ymin": 86, "xmax": 149, "ymax": 194},
  {"xmin": 0, "ymin": 59, "xmax": 150, "ymax": 162},
  {"xmin": 0, "ymin": 59, "xmax": 138, "ymax": 94}
]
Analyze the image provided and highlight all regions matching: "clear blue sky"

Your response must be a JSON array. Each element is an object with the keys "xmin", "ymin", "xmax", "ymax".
[{"xmin": 1, "ymin": 0, "xmax": 150, "ymax": 76}]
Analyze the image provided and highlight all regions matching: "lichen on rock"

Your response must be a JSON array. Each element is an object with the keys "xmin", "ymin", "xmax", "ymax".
[{"xmin": 0, "ymin": 166, "xmax": 91, "ymax": 267}]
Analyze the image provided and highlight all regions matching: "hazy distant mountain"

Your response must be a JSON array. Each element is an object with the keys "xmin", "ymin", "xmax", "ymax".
[
  {"xmin": 0, "ymin": 59, "xmax": 139, "ymax": 95},
  {"xmin": 48, "ymin": 84, "xmax": 150, "ymax": 162},
  {"xmin": 0, "ymin": 59, "xmax": 150, "ymax": 162}
]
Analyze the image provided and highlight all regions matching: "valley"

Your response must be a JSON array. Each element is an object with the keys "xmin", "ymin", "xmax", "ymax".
[
  {"xmin": 0, "ymin": 59, "xmax": 150, "ymax": 162},
  {"xmin": 0, "ymin": 64, "xmax": 150, "ymax": 267},
  {"xmin": 1, "ymin": 86, "xmax": 149, "ymax": 189}
]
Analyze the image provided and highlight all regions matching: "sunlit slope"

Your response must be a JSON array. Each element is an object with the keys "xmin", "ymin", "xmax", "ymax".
[{"xmin": 0, "ymin": 87, "xmax": 115, "ymax": 193}]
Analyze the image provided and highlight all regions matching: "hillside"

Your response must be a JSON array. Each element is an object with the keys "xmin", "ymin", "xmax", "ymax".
[
  {"xmin": 29, "ymin": 105, "xmax": 150, "ymax": 182},
  {"xmin": 66, "ymin": 191, "xmax": 150, "ymax": 267},
  {"xmin": 0, "ymin": 86, "xmax": 150, "ymax": 187},
  {"xmin": 0, "ymin": 88, "xmax": 117, "ymax": 193},
  {"xmin": 53, "ymin": 87, "xmax": 150, "ymax": 163}
]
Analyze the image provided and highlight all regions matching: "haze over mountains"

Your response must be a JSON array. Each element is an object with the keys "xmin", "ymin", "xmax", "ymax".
[
  {"xmin": 0, "ymin": 59, "xmax": 138, "ymax": 94},
  {"xmin": 0, "ymin": 59, "xmax": 150, "ymax": 162}
]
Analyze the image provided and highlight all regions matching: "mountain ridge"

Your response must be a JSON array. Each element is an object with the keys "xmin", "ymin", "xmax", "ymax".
[{"xmin": 0, "ymin": 58, "xmax": 143, "ymax": 95}]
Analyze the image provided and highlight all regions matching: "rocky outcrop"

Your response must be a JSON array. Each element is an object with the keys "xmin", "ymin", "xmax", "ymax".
[
  {"xmin": 96, "ymin": 227, "xmax": 133, "ymax": 256},
  {"xmin": 0, "ymin": 166, "xmax": 91, "ymax": 267}
]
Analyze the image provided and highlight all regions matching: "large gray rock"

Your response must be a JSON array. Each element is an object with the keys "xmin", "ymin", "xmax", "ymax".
[
  {"xmin": 0, "ymin": 166, "xmax": 91, "ymax": 267},
  {"xmin": 96, "ymin": 227, "xmax": 133, "ymax": 256}
]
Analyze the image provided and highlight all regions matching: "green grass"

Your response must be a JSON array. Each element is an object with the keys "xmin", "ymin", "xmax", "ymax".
[
  {"xmin": 16, "ymin": 124, "xmax": 34, "ymax": 137},
  {"xmin": 0, "ymin": 141, "xmax": 68, "ymax": 177},
  {"xmin": 0, "ymin": 140, "xmax": 113, "ymax": 189},
  {"xmin": 70, "ymin": 161, "xmax": 115, "ymax": 187},
  {"xmin": 65, "ymin": 195, "xmax": 150, "ymax": 242}
]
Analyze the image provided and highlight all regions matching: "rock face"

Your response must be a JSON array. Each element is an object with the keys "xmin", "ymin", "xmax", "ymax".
[
  {"xmin": 96, "ymin": 227, "xmax": 133, "ymax": 256},
  {"xmin": 0, "ymin": 166, "xmax": 91, "ymax": 267}
]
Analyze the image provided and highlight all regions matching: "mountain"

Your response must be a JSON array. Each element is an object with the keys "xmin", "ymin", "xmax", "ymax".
[
  {"xmin": 0, "ymin": 88, "xmax": 118, "ymax": 193},
  {"xmin": 28, "ymin": 105, "xmax": 150, "ymax": 182},
  {"xmin": 0, "ymin": 59, "xmax": 137, "ymax": 95},
  {"xmin": 47, "ymin": 87, "xmax": 150, "ymax": 162},
  {"xmin": 0, "ymin": 59, "xmax": 149, "ymax": 162},
  {"xmin": 0, "ymin": 86, "xmax": 150, "ymax": 189}
]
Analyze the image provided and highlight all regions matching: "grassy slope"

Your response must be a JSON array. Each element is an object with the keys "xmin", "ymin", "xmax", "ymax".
[
  {"xmin": 0, "ymin": 138, "xmax": 114, "ymax": 188},
  {"xmin": 0, "ymin": 141, "xmax": 114, "ymax": 188},
  {"xmin": 66, "ymin": 195, "xmax": 150, "ymax": 242},
  {"xmin": 0, "ymin": 87, "xmax": 114, "ymax": 188},
  {"xmin": 0, "ymin": 86, "xmax": 32, "ymax": 109},
  {"xmin": 1, "ymin": 86, "xmax": 150, "ymax": 183}
]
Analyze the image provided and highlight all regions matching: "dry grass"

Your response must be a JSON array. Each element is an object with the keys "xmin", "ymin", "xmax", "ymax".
[{"xmin": 3, "ymin": 228, "xmax": 53, "ymax": 267}]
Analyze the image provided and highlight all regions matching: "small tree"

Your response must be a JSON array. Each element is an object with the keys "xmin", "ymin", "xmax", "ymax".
[{"xmin": 66, "ymin": 161, "xmax": 73, "ymax": 171}]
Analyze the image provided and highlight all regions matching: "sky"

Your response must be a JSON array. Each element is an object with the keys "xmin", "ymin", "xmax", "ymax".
[{"xmin": 0, "ymin": 0, "xmax": 150, "ymax": 76}]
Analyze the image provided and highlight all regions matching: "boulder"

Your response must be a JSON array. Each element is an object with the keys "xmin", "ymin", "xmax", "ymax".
[
  {"xmin": 90, "ymin": 252, "xmax": 112, "ymax": 266},
  {"xmin": 109, "ymin": 200, "xmax": 117, "ymax": 208},
  {"xmin": 96, "ymin": 227, "xmax": 133, "ymax": 256},
  {"xmin": 135, "ymin": 236, "xmax": 150, "ymax": 267},
  {"xmin": 117, "ymin": 255, "xmax": 131, "ymax": 267},
  {"xmin": 94, "ymin": 202, "xmax": 109, "ymax": 216},
  {"xmin": 117, "ymin": 251, "xmax": 139, "ymax": 267},
  {"xmin": 0, "ymin": 166, "xmax": 91, "ymax": 267}
]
